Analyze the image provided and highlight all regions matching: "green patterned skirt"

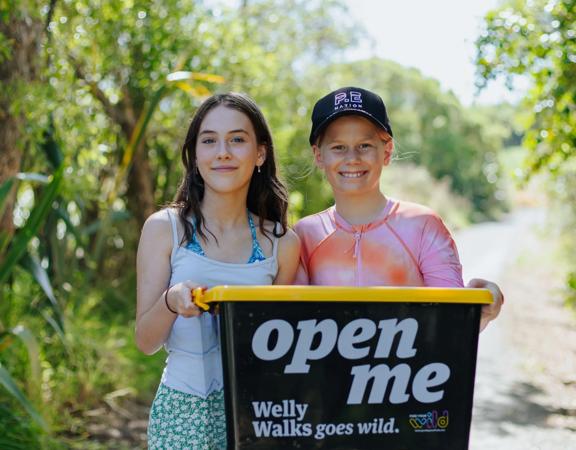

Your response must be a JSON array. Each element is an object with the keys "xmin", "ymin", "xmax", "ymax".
[{"xmin": 148, "ymin": 383, "xmax": 227, "ymax": 450}]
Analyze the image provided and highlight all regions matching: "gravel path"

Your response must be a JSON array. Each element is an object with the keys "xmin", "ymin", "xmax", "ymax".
[{"xmin": 456, "ymin": 208, "xmax": 576, "ymax": 450}]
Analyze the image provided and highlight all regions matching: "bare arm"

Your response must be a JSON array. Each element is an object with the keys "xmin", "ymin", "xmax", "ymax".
[
  {"xmin": 292, "ymin": 262, "xmax": 310, "ymax": 285},
  {"xmin": 135, "ymin": 210, "xmax": 202, "ymax": 355},
  {"xmin": 273, "ymin": 229, "xmax": 301, "ymax": 285}
]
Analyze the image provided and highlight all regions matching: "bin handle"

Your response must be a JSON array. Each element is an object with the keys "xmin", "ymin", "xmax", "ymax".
[{"xmin": 193, "ymin": 287, "xmax": 210, "ymax": 312}]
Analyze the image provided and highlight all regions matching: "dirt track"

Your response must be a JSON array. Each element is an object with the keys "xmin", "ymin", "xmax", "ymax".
[{"xmin": 456, "ymin": 208, "xmax": 576, "ymax": 449}]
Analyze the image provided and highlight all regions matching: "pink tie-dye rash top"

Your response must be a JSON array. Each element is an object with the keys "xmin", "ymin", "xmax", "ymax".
[{"xmin": 294, "ymin": 199, "xmax": 463, "ymax": 287}]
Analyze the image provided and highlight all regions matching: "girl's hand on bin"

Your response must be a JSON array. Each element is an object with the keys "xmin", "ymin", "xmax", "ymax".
[
  {"xmin": 467, "ymin": 278, "xmax": 504, "ymax": 332},
  {"xmin": 167, "ymin": 281, "xmax": 206, "ymax": 318}
]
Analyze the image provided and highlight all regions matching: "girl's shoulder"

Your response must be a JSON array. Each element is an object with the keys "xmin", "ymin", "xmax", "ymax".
[
  {"xmin": 142, "ymin": 208, "xmax": 172, "ymax": 232},
  {"xmin": 278, "ymin": 227, "xmax": 300, "ymax": 249},
  {"xmin": 293, "ymin": 207, "xmax": 334, "ymax": 234},
  {"xmin": 141, "ymin": 208, "xmax": 184, "ymax": 243},
  {"xmin": 390, "ymin": 199, "xmax": 441, "ymax": 222},
  {"xmin": 389, "ymin": 199, "xmax": 453, "ymax": 238},
  {"xmin": 295, "ymin": 206, "xmax": 332, "ymax": 224},
  {"xmin": 139, "ymin": 209, "xmax": 175, "ymax": 255}
]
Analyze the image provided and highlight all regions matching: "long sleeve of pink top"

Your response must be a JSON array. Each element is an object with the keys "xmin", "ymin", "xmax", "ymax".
[{"xmin": 293, "ymin": 199, "xmax": 463, "ymax": 288}]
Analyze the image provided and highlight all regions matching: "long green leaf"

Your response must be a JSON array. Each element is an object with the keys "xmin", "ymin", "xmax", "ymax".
[
  {"xmin": 0, "ymin": 402, "xmax": 41, "ymax": 449},
  {"xmin": 0, "ymin": 173, "xmax": 53, "ymax": 214},
  {"xmin": 0, "ymin": 437, "xmax": 36, "ymax": 450},
  {"xmin": 0, "ymin": 177, "xmax": 15, "ymax": 213},
  {"xmin": 111, "ymin": 85, "xmax": 167, "ymax": 203},
  {"xmin": 166, "ymin": 71, "xmax": 225, "ymax": 83},
  {"xmin": 82, "ymin": 209, "xmax": 131, "ymax": 236},
  {"xmin": 15, "ymin": 173, "xmax": 51, "ymax": 184},
  {"xmin": 40, "ymin": 119, "xmax": 64, "ymax": 169},
  {"xmin": 0, "ymin": 164, "xmax": 64, "ymax": 286},
  {"xmin": 19, "ymin": 252, "xmax": 65, "ymax": 329},
  {"xmin": 38, "ymin": 308, "xmax": 69, "ymax": 352},
  {"xmin": 11, "ymin": 325, "xmax": 41, "ymax": 398},
  {"xmin": 0, "ymin": 362, "xmax": 47, "ymax": 430},
  {"xmin": 0, "ymin": 178, "xmax": 16, "ymax": 252}
]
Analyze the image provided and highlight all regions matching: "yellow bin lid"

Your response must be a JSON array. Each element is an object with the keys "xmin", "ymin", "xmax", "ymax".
[{"xmin": 194, "ymin": 286, "xmax": 492, "ymax": 310}]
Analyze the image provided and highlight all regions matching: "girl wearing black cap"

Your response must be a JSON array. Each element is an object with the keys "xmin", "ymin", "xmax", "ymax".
[{"xmin": 294, "ymin": 87, "xmax": 503, "ymax": 331}]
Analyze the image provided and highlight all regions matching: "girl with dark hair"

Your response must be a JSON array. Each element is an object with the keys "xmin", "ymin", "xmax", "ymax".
[{"xmin": 136, "ymin": 93, "xmax": 300, "ymax": 449}]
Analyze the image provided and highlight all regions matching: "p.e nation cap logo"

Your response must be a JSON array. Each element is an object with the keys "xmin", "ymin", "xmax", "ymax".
[{"xmin": 309, "ymin": 86, "xmax": 393, "ymax": 145}]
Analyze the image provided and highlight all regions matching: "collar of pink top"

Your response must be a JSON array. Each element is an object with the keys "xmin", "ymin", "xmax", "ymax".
[{"xmin": 330, "ymin": 199, "xmax": 398, "ymax": 234}]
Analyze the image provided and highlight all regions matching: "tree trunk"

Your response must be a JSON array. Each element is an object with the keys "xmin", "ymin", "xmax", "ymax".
[
  {"xmin": 72, "ymin": 59, "xmax": 157, "ymax": 228},
  {"xmin": 116, "ymin": 106, "xmax": 156, "ymax": 226},
  {"xmin": 0, "ymin": 14, "xmax": 43, "ymax": 237},
  {"xmin": 126, "ymin": 143, "xmax": 156, "ymax": 225}
]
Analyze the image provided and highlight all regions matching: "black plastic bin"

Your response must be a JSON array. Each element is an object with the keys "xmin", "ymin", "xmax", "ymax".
[{"xmin": 198, "ymin": 286, "xmax": 491, "ymax": 450}]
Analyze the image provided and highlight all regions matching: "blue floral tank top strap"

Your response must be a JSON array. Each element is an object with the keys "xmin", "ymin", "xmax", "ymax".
[
  {"xmin": 247, "ymin": 212, "xmax": 266, "ymax": 263},
  {"xmin": 185, "ymin": 210, "xmax": 266, "ymax": 263},
  {"xmin": 185, "ymin": 221, "xmax": 206, "ymax": 256}
]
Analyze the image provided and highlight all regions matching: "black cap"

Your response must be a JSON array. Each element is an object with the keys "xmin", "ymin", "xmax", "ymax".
[{"xmin": 309, "ymin": 86, "xmax": 393, "ymax": 145}]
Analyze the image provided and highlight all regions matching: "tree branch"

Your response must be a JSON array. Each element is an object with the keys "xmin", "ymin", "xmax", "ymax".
[{"xmin": 69, "ymin": 54, "xmax": 131, "ymax": 131}]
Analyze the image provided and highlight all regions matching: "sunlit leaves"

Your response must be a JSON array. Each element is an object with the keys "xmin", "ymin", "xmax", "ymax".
[{"xmin": 475, "ymin": 0, "xmax": 576, "ymax": 178}]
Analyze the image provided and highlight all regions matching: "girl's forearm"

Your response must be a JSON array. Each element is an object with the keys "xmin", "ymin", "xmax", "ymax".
[{"xmin": 135, "ymin": 291, "xmax": 177, "ymax": 355}]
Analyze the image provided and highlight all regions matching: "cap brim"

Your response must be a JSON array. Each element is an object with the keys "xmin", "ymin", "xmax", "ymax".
[{"xmin": 309, "ymin": 109, "xmax": 392, "ymax": 145}]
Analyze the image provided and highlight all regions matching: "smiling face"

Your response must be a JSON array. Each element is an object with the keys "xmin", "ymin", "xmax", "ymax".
[
  {"xmin": 196, "ymin": 105, "xmax": 266, "ymax": 196},
  {"xmin": 313, "ymin": 115, "xmax": 393, "ymax": 198}
]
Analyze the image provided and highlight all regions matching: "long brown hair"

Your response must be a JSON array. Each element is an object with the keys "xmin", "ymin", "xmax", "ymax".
[{"xmin": 173, "ymin": 92, "xmax": 288, "ymax": 245}]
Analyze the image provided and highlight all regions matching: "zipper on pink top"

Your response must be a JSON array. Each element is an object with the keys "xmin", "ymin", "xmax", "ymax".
[
  {"xmin": 353, "ymin": 230, "xmax": 363, "ymax": 286},
  {"xmin": 332, "ymin": 200, "xmax": 397, "ymax": 287},
  {"xmin": 353, "ymin": 231, "xmax": 361, "ymax": 258}
]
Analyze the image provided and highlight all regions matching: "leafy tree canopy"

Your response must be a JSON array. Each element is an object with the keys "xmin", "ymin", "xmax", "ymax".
[{"xmin": 476, "ymin": 0, "xmax": 576, "ymax": 178}]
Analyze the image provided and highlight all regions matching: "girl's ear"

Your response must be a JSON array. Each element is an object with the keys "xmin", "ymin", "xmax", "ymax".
[
  {"xmin": 257, "ymin": 144, "xmax": 267, "ymax": 166},
  {"xmin": 312, "ymin": 145, "xmax": 324, "ymax": 169},
  {"xmin": 383, "ymin": 139, "xmax": 394, "ymax": 166}
]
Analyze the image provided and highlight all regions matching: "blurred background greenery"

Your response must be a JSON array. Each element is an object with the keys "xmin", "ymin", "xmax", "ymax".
[{"xmin": 0, "ymin": 0, "xmax": 574, "ymax": 447}]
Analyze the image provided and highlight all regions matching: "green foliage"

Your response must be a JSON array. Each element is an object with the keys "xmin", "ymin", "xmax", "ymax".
[
  {"xmin": 476, "ymin": 0, "xmax": 576, "ymax": 309},
  {"xmin": 0, "ymin": 0, "xmax": 515, "ymax": 447},
  {"xmin": 567, "ymin": 271, "xmax": 576, "ymax": 309},
  {"xmin": 380, "ymin": 163, "xmax": 472, "ymax": 230},
  {"xmin": 0, "ymin": 403, "xmax": 42, "ymax": 450},
  {"xmin": 0, "ymin": 157, "xmax": 64, "ymax": 441},
  {"xmin": 2, "ymin": 1, "xmax": 366, "ymax": 446},
  {"xmin": 0, "ymin": 165, "xmax": 64, "ymax": 285},
  {"xmin": 0, "ymin": 178, "xmax": 15, "ymax": 213},
  {"xmin": 0, "ymin": 362, "xmax": 46, "ymax": 430},
  {"xmin": 476, "ymin": 0, "xmax": 576, "ymax": 178},
  {"xmin": 0, "ymin": 32, "xmax": 11, "ymax": 63},
  {"xmin": 550, "ymin": 169, "xmax": 576, "ymax": 309},
  {"xmin": 469, "ymin": 103, "xmax": 524, "ymax": 148}
]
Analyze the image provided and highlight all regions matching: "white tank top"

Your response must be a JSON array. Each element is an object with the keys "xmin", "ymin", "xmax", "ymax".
[{"xmin": 161, "ymin": 209, "xmax": 279, "ymax": 397}]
